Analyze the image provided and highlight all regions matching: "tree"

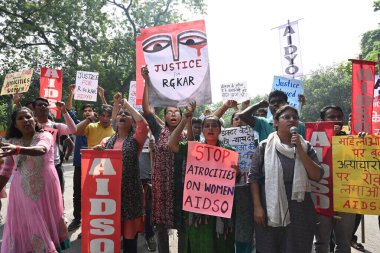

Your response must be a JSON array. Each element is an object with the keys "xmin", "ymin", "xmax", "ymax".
[{"xmin": 302, "ymin": 64, "xmax": 352, "ymax": 123}]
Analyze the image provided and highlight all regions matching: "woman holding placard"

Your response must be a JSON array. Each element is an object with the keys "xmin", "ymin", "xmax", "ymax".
[
  {"xmin": 248, "ymin": 105, "xmax": 323, "ymax": 253},
  {"xmin": 169, "ymin": 112, "xmax": 239, "ymax": 253}
]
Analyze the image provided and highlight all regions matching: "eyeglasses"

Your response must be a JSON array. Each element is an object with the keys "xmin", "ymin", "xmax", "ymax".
[
  {"xmin": 166, "ymin": 111, "xmax": 180, "ymax": 116},
  {"xmin": 269, "ymin": 99, "xmax": 286, "ymax": 106},
  {"xmin": 279, "ymin": 114, "xmax": 299, "ymax": 121}
]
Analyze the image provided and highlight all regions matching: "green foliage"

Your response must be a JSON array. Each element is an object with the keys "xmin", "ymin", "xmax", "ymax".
[
  {"xmin": 360, "ymin": 29, "xmax": 380, "ymax": 61},
  {"xmin": 302, "ymin": 64, "xmax": 352, "ymax": 123}
]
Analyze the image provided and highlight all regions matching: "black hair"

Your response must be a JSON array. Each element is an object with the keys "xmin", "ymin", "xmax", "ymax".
[
  {"xmin": 268, "ymin": 90, "xmax": 288, "ymax": 104},
  {"xmin": 202, "ymin": 115, "xmax": 222, "ymax": 130},
  {"xmin": 273, "ymin": 105, "xmax": 298, "ymax": 121},
  {"xmin": 256, "ymin": 108, "xmax": 268, "ymax": 116},
  {"xmin": 32, "ymin": 97, "xmax": 49, "ymax": 107},
  {"xmin": 319, "ymin": 105, "xmax": 344, "ymax": 121},
  {"xmin": 191, "ymin": 117, "xmax": 202, "ymax": 125},
  {"xmin": 82, "ymin": 104, "xmax": 95, "ymax": 111},
  {"xmin": 230, "ymin": 111, "xmax": 239, "ymax": 126},
  {"xmin": 6, "ymin": 107, "xmax": 43, "ymax": 139},
  {"xmin": 99, "ymin": 105, "xmax": 113, "ymax": 116}
]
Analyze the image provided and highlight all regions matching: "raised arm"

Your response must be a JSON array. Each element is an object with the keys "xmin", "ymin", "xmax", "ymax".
[
  {"xmin": 141, "ymin": 66, "xmax": 151, "ymax": 115},
  {"xmin": 13, "ymin": 93, "xmax": 23, "ymax": 109},
  {"xmin": 168, "ymin": 103, "xmax": 195, "ymax": 153},
  {"xmin": 213, "ymin": 100, "xmax": 237, "ymax": 118},
  {"xmin": 98, "ymin": 86, "xmax": 107, "ymax": 105},
  {"xmin": 55, "ymin": 101, "xmax": 77, "ymax": 135},
  {"xmin": 66, "ymin": 84, "xmax": 75, "ymax": 111},
  {"xmin": 112, "ymin": 92, "xmax": 122, "ymax": 122},
  {"xmin": 238, "ymin": 100, "xmax": 269, "ymax": 127}
]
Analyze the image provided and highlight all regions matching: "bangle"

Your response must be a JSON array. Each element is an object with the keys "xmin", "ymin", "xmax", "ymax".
[{"xmin": 15, "ymin": 145, "xmax": 21, "ymax": 155}]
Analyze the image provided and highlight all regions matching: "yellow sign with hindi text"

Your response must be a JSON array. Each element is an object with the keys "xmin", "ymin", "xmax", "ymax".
[{"xmin": 1, "ymin": 69, "xmax": 33, "ymax": 95}]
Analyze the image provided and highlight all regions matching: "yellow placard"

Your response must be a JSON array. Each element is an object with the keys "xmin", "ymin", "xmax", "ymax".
[
  {"xmin": 332, "ymin": 135, "xmax": 380, "ymax": 215},
  {"xmin": 1, "ymin": 69, "xmax": 34, "ymax": 95}
]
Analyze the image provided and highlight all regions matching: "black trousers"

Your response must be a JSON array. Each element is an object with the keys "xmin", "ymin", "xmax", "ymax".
[
  {"xmin": 73, "ymin": 165, "xmax": 82, "ymax": 220},
  {"xmin": 55, "ymin": 163, "xmax": 64, "ymax": 194}
]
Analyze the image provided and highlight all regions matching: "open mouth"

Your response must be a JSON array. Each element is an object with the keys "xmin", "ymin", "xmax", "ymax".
[{"xmin": 119, "ymin": 118, "xmax": 126, "ymax": 122}]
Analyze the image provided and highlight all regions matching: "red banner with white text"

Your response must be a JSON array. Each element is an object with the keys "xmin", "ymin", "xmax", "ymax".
[
  {"xmin": 306, "ymin": 121, "xmax": 335, "ymax": 217},
  {"xmin": 40, "ymin": 68, "xmax": 62, "ymax": 119},
  {"xmin": 373, "ymin": 76, "xmax": 380, "ymax": 135},
  {"xmin": 81, "ymin": 150, "xmax": 122, "ymax": 253},
  {"xmin": 350, "ymin": 60, "xmax": 376, "ymax": 135}
]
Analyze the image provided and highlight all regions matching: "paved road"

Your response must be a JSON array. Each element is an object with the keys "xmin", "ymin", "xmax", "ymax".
[{"xmin": 0, "ymin": 160, "xmax": 379, "ymax": 252}]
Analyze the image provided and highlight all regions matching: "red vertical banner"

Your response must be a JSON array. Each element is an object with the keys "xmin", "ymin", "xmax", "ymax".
[
  {"xmin": 350, "ymin": 59, "xmax": 376, "ymax": 134},
  {"xmin": 81, "ymin": 150, "xmax": 122, "ymax": 253},
  {"xmin": 305, "ymin": 122, "xmax": 335, "ymax": 217},
  {"xmin": 372, "ymin": 76, "xmax": 380, "ymax": 134},
  {"xmin": 39, "ymin": 68, "xmax": 62, "ymax": 119}
]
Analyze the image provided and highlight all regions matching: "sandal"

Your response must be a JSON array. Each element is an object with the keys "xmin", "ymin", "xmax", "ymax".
[{"xmin": 351, "ymin": 240, "xmax": 365, "ymax": 252}]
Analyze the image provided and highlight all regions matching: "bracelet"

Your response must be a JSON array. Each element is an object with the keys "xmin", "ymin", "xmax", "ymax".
[{"xmin": 15, "ymin": 145, "xmax": 21, "ymax": 155}]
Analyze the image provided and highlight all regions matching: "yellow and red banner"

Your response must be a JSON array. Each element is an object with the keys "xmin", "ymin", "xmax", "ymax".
[
  {"xmin": 1, "ymin": 69, "xmax": 33, "ymax": 95},
  {"xmin": 40, "ymin": 68, "xmax": 62, "ymax": 119},
  {"xmin": 183, "ymin": 142, "xmax": 238, "ymax": 218},
  {"xmin": 350, "ymin": 59, "xmax": 376, "ymax": 134},
  {"xmin": 81, "ymin": 150, "xmax": 122, "ymax": 253},
  {"xmin": 332, "ymin": 135, "xmax": 380, "ymax": 215},
  {"xmin": 136, "ymin": 20, "xmax": 211, "ymax": 107},
  {"xmin": 306, "ymin": 121, "xmax": 335, "ymax": 217}
]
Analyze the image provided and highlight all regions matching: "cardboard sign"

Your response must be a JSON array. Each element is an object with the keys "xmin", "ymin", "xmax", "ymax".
[
  {"xmin": 40, "ymin": 68, "xmax": 62, "ymax": 119},
  {"xmin": 1, "ymin": 69, "xmax": 33, "ymax": 95},
  {"xmin": 219, "ymin": 126, "xmax": 258, "ymax": 186},
  {"xmin": 278, "ymin": 20, "xmax": 303, "ymax": 77},
  {"xmin": 137, "ymin": 20, "xmax": 212, "ymax": 107},
  {"xmin": 272, "ymin": 75, "xmax": 304, "ymax": 114},
  {"xmin": 332, "ymin": 135, "xmax": 380, "ymax": 215},
  {"xmin": 81, "ymin": 150, "xmax": 122, "ymax": 253},
  {"xmin": 74, "ymin": 71, "xmax": 99, "ymax": 101},
  {"xmin": 128, "ymin": 81, "xmax": 143, "ymax": 111},
  {"xmin": 183, "ymin": 142, "xmax": 238, "ymax": 218},
  {"xmin": 305, "ymin": 122, "xmax": 335, "ymax": 217},
  {"xmin": 221, "ymin": 81, "xmax": 248, "ymax": 103}
]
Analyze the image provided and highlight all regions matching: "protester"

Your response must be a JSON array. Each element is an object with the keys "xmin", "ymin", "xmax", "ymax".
[
  {"xmin": 94, "ymin": 94, "xmax": 148, "ymax": 253},
  {"xmin": 255, "ymin": 108, "xmax": 268, "ymax": 118},
  {"xmin": 169, "ymin": 114, "xmax": 238, "ymax": 253},
  {"xmin": 66, "ymin": 84, "xmax": 97, "ymax": 232},
  {"xmin": 314, "ymin": 105, "xmax": 356, "ymax": 253},
  {"xmin": 32, "ymin": 97, "xmax": 77, "ymax": 194},
  {"xmin": 0, "ymin": 107, "xmax": 70, "ymax": 252},
  {"xmin": 214, "ymin": 100, "xmax": 254, "ymax": 253},
  {"xmin": 142, "ymin": 65, "xmax": 189, "ymax": 253},
  {"xmin": 248, "ymin": 105, "xmax": 323, "ymax": 253},
  {"xmin": 239, "ymin": 90, "xmax": 305, "ymax": 141},
  {"xmin": 191, "ymin": 117, "xmax": 203, "ymax": 142}
]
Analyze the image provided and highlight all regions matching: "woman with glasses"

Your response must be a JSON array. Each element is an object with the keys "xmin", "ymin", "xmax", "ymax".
[
  {"xmin": 169, "ymin": 114, "xmax": 239, "ymax": 253},
  {"xmin": 248, "ymin": 105, "xmax": 323, "ymax": 253},
  {"xmin": 94, "ymin": 93, "xmax": 148, "ymax": 253},
  {"xmin": 141, "ymin": 66, "xmax": 192, "ymax": 253}
]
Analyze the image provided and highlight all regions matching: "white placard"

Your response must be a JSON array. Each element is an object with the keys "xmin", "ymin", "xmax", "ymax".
[
  {"xmin": 74, "ymin": 71, "xmax": 99, "ymax": 102},
  {"xmin": 221, "ymin": 81, "xmax": 248, "ymax": 103}
]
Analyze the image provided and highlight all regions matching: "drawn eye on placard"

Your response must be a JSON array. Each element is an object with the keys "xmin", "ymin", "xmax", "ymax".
[
  {"xmin": 142, "ymin": 35, "xmax": 172, "ymax": 53},
  {"xmin": 178, "ymin": 31, "xmax": 207, "ymax": 46}
]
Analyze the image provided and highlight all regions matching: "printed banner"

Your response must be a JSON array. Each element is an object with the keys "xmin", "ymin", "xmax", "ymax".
[
  {"xmin": 1, "ymin": 69, "xmax": 33, "ymax": 95},
  {"xmin": 305, "ymin": 122, "xmax": 335, "ymax": 217},
  {"xmin": 81, "ymin": 150, "xmax": 122, "ymax": 253},
  {"xmin": 74, "ymin": 71, "xmax": 99, "ymax": 101},
  {"xmin": 40, "ymin": 68, "xmax": 62, "ymax": 119},
  {"xmin": 373, "ymin": 75, "xmax": 380, "ymax": 135},
  {"xmin": 221, "ymin": 81, "xmax": 248, "ymax": 103},
  {"xmin": 332, "ymin": 135, "xmax": 380, "ymax": 215},
  {"xmin": 219, "ymin": 126, "xmax": 258, "ymax": 186},
  {"xmin": 278, "ymin": 21, "xmax": 303, "ymax": 77},
  {"xmin": 183, "ymin": 142, "xmax": 238, "ymax": 218},
  {"xmin": 350, "ymin": 59, "xmax": 376, "ymax": 134},
  {"xmin": 135, "ymin": 36, "xmax": 144, "ymax": 106},
  {"xmin": 128, "ymin": 81, "xmax": 143, "ymax": 111},
  {"xmin": 138, "ymin": 20, "xmax": 212, "ymax": 107},
  {"xmin": 272, "ymin": 75, "xmax": 304, "ymax": 113}
]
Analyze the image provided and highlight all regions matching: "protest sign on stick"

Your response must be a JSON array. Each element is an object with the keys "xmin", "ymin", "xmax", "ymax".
[
  {"xmin": 221, "ymin": 82, "xmax": 248, "ymax": 103},
  {"xmin": 40, "ymin": 68, "xmax": 62, "ymax": 119},
  {"xmin": 183, "ymin": 142, "xmax": 238, "ymax": 218},
  {"xmin": 137, "ymin": 20, "xmax": 212, "ymax": 107},
  {"xmin": 272, "ymin": 75, "xmax": 304, "ymax": 113},
  {"xmin": 1, "ymin": 69, "xmax": 33, "ymax": 95},
  {"xmin": 219, "ymin": 126, "xmax": 258, "ymax": 186},
  {"xmin": 306, "ymin": 121, "xmax": 335, "ymax": 217},
  {"xmin": 74, "ymin": 71, "xmax": 99, "ymax": 102},
  {"xmin": 332, "ymin": 135, "xmax": 380, "ymax": 215},
  {"xmin": 81, "ymin": 150, "xmax": 122, "ymax": 253}
]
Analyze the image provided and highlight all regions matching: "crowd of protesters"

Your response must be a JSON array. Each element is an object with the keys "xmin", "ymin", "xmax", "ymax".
[{"xmin": 0, "ymin": 65, "xmax": 378, "ymax": 253}]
